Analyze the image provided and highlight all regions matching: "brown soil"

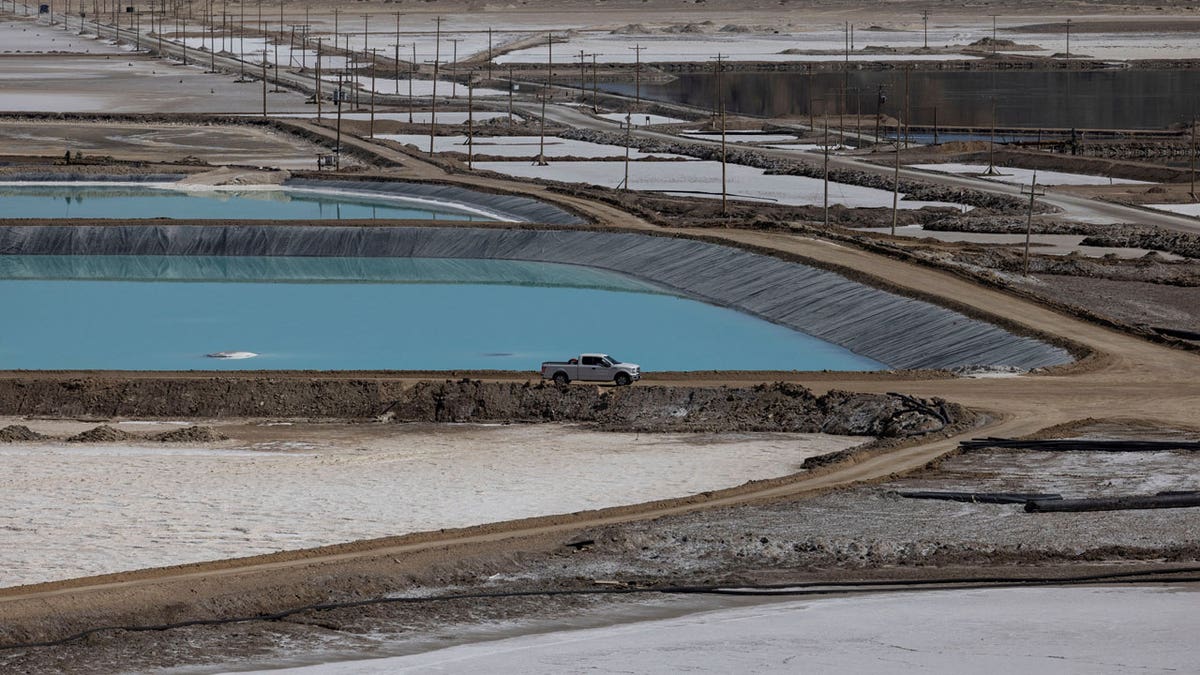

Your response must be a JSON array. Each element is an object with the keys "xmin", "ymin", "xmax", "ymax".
[{"xmin": 1025, "ymin": 274, "xmax": 1200, "ymax": 333}]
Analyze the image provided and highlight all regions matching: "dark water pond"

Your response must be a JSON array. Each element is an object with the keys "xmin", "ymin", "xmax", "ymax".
[{"xmin": 600, "ymin": 69, "xmax": 1200, "ymax": 130}]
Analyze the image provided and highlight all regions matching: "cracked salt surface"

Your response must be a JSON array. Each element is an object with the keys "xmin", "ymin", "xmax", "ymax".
[{"xmin": 0, "ymin": 426, "xmax": 863, "ymax": 588}]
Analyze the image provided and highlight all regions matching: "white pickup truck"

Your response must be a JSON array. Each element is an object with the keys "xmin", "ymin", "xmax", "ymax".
[{"xmin": 541, "ymin": 354, "xmax": 641, "ymax": 386}]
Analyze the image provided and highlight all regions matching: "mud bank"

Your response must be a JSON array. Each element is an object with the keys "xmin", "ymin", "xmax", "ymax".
[
  {"xmin": 0, "ymin": 379, "xmax": 960, "ymax": 436},
  {"xmin": 0, "ymin": 225, "xmax": 1073, "ymax": 370}
]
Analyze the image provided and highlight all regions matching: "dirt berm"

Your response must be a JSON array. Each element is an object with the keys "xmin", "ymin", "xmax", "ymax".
[{"xmin": 0, "ymin": 378, "xmax": 960, "ymax": 436}]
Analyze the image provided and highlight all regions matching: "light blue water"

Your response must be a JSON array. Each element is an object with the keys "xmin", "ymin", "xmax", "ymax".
[
  {"xmin": 0, "ymin": 256, "xmax": 885, "ymax": 372},
  {"xmin": 0, "ymin": 184, "xmax": 499, "ymax": 221}
]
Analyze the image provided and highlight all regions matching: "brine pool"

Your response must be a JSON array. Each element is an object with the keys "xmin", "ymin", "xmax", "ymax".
[
  {"xmin": 0, "ymin": 183, "xmax": 505, "ymax": 221},
  {"xmin": 0, "ymin": 256, "xmax": 885, "ymax": 371}
]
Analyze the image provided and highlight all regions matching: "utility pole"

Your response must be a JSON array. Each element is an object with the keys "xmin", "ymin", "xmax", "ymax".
[
  {"xmin": 536, "ymin": 88, "xmax": 548, "ymax": 166},
  {"xmin": 623, "ymin": 110, "xmax": 631, "ymax": 191},
  {"xmin": 807, "ymin": 63, "xmax": 814, "ymax": 131},
  {"xmin": 425, "ymin": 57, "xmax": 440, "ymax": 155},
  {"xmin": 208, "ymin": 10, "xmax": 216, "ymax": 72},
  {"xmin": 546, "ymin": 32, "xmax": 554, "ymax": 100},
  {"xmin": 467, "ymin": 71, "xmax": 474, "ymax": 169},
  {"xmin": 891, "ymin": 138, "xmax": 901, "ymax": 235},
  {"xmin": 712, "ymin": 54, "xmax": 727, "ymax": 216},
  {"xmin": 315, "ymin": 36, "xmax": 323, "ymax": 121},
  {"xmin": 591, "ymin": 53, "xmax": 599, "ymax": 113},
  {"xmin": 448, "ymin": 37, "xmax": 462, "ymax": 97},
  {"xmin": 508, "ymin": 65, "xmax": 514, "ymax": 122},
  {"xmin": 577, "ymin": 49, "xmax": 586, "ymax": 102},
  {"xmin": 334, "ymin": 72, "xmax": 344, "ymax": 170},
  {"xmin": 921, "ymin": 10, "xmax": 929, "ymax": 49},
  {"xmin": 629, "ymin": 43, "xmax": 645, "ymax": 107},
  {"xmin": 260, "ymin": 48, "xmax": 267, "ymax": 117},
  {"xmin": 366, "ymin": 47, "xmax": 381, "ymax": 137},
  {"xmin": 984, "ymin": 97, "xmax": 1000, "ymax": 175},
  {"xmin": 823, "ymin": 119, "xmax": 830, "ymax": 228},
  {"xmin": 430, "ymin": 16, "xmax": 442, "ymax": 155},
  {"xmin": 874, "ymin": 84, "xmax": 885, "ymax": 145},
  {"xmin": 236, "ymin": 4, "xmax": 245, "ymax": 80},
  {"xmin": 275, "ymin": 0, "xmax": 283, "ymax": 86},
  {"xmin": 487, "ymin": 26, "xmax": 493, "ymax": 80},
  {"xmin": 990, "ymin": 15, "xmax": 998, "ymax": 56},
  {"xmin": 1065, "ymin": 18, "xmax": 1071, "ymax": 59},
  {"xmin": 1022, "ymin": 173, "xmax": 1044, "ymax": 276},
  {"xmin": 410, "ymin": 43, "xmax": 416, "ymax": 123},
  {"xmin": 1190, "ymin": 116, "xmax": 1197, "ymax": 199}
]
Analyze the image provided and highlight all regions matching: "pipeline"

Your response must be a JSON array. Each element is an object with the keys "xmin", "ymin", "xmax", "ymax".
[
  {"xmin": 961, "ymin": 437, "xmax": 1200, "ymax": 452},
  {"xmin": 897, "ymin": 491, "xmax": 1062, "ymax": 505},
  {"xmin": 1026, "ymin": 494, "xmax": 1200, "ymax": 513}
]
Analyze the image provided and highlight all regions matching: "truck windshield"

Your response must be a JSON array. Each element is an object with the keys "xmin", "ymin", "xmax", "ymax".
[{"xmin": 605, "ymin": 356, "xmax": 620, "ymax": 365}]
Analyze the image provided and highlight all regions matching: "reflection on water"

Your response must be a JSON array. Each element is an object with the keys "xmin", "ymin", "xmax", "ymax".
[
  {"xmin": 0, "ymin": 256, "xmax": 885, "ymax": 372},
  {"xmin": 603, "ymin": 69, "xmax": 1200, "ymax": 130},
  {"xmin": 0, "ymin": 184, "xmax": 497, "ymax": 221}
]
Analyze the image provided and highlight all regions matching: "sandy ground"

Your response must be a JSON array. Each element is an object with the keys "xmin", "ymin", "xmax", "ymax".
[
  {"xmin": 0, "ymin": 418, "xmax": 864, "ymax": 589},
  {"xmin": 859, "ymin": 224, "xmax": 1179, "ymax": 259},
  {"xmin": 0, "ymin": 120, "xmax": 327, "ymax": 167},
  {"xmin": 1019, "ymin": 273, "xmax": 1200, "ymax": 332}
]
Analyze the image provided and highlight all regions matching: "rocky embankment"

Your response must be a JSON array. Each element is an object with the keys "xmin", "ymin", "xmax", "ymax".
[
  {"xmin": 0, "ymin": 379, "xmax": 962, "ymax": 437},
  {"xmin": 390, "ymin": 380, "xmax": 961, "ymax": 435}
]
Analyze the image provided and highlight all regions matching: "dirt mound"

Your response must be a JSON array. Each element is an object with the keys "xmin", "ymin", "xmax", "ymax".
[
  {"xmin": 970, "ymin": 37, "xmax": 1018, "ymax": 47},
  {"xmin": 153, "ymin": 426, "xmax": 228, "ymax": 443},
  {"xmin": 388, "ymin": 380, "xmax": 961, "ymax": 436},
  {"xmin": 67, "ymin": 425, "xmax": 135, "ymax": 443},
  {"xmin": 0, "ymin": 425, "xmax": 47, "ymax": 442}
]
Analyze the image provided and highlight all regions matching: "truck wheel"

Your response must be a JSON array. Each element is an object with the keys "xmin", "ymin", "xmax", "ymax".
[
  {"xmin": 614, "ymin": 372, "xmax": 632, "ymax": 387},
  {"xmin": 553, "ymin": 372, "xmax": 570, "ymax": 386}
]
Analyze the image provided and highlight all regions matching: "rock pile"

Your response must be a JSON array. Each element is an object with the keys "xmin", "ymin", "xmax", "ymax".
[
  {"xmin": 0, "ymin": 425, "xmax": 46, "ymax": 442},
  {"xmin": 153, "ymin": 426, "xmax": 228, "ymax": 443},
  {"xmin": 66, "ymin": 425, "xmax": 135, "ymax": 443},
  {"xmin": 389, "ymin": 380, "xmax": 961, "ymax": 436}
]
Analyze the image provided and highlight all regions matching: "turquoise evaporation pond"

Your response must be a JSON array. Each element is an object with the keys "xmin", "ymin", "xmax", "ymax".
[
  {"xmin": 0, "ymin": 256, "xmax": 886, "ymax": 372},
  {"xmin": 0, "ymin": 184, "xmax": 500, "ymax": 221}
]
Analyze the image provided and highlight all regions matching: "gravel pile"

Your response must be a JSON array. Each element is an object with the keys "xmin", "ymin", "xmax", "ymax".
[
  {"xmin": 0, "ymin": 425, "xmax": 47, "ymax": 442},
  {"xmin": 924, "ymin": 217, "xmax": 1100, "ymax": 235},
  {"xmin": 66, "ymin": 425, "xmax": 135, "ymax": 443},
  {"xmin": 1081, "ymin": 228, "xmax": 1200, "ymax": 260},
  {"xmin": 153, "ymin": 426, "xmax": 228, "ymax": 443}
]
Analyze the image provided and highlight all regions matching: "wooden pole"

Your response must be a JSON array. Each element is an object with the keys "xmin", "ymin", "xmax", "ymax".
[
  {"xmin": 430, "ymin": 16, "xmax": 441, "ymax": 156},
  {"xmin": 315, "ymin": 37, "xmax": 322, "ymax": 121},
  {"xmin": 891, "ymin": 139, "xmax": 900, "ymax": 235},
  {"xmin": 467, "ymin": 72, "xmax": 474, "ymax": 169}
]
